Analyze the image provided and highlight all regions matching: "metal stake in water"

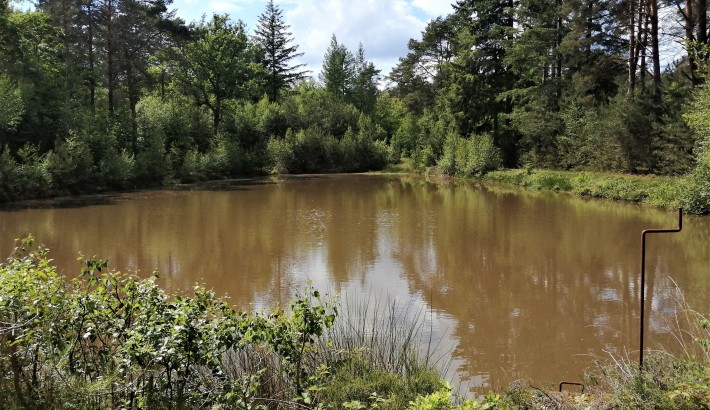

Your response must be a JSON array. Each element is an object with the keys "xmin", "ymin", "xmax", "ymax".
[{"xmin": 639, "ymin": 208, "xmax": 683, "ymax": 370}]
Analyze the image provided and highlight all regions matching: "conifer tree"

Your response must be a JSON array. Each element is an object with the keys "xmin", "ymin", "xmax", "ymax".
[
  {"xmin": 320, "ymin": 34, "xmax": 355, "ymax": 100},
  {"xmin": 254, "ymin": 0, "xmax": 306, "ymax": 102}
]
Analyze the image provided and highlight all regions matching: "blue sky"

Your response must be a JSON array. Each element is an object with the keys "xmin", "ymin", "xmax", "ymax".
[{"xmin": 169, "ymin": 0, "xmax": 455, "ymax": 79}]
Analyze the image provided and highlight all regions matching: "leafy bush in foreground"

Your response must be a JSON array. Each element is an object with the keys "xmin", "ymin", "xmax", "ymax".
[
  {"xmin": 0, "ymin": 237, "xmax": 337, "ymax": 409},
  {"xmin": 0, "ymin": 238, "xmax": 452, "ymax": 410},
  {"xmin": 3, "ymin": 238, "xmax": 707, "ymax": 409}
]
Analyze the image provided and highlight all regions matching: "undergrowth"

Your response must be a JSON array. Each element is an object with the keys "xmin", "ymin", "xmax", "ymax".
[{"xmin": 484, "ymin": 169, "xmax": 709, "ymax": 214}]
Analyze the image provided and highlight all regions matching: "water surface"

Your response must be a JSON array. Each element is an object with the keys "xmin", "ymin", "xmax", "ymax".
[{"xmin": 1, "ymin": 175, "xmax": 708, "ymax": 393}]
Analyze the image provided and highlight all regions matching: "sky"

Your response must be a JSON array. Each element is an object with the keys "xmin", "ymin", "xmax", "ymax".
[{"xmin": 169, "ymin": 0, "xmax": 455, "ymax": 81}]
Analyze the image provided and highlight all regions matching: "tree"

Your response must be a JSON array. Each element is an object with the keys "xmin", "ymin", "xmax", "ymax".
[
  {"xmin": 1, "ymin": 10, "xmax": 65, "ymax": 152},
  {"xmin": 664, "ymin": 0, "xmax": 709, "ymax": 84},
  {"xmin": 388, "ymin": 17, "xmax": 456, "ymax": 114},
  {"xmin": 175, "ymin": 14, "xmax": 264, "ymax": 134},
  {"xmin": 446, "ymin": 0, "xmax": 520, "ymax": 165},
  {"xmin": 254, "ymin": 0, "xmax": 306, "ymax": 102},
  {"xmin": 320, "ymin": 34, "xmax": 355, "ymax": 100},
  {"xmin": 0, "ymin": 75, "xmax": 23, "ymax": 132},
  {"xmin": 350, "ymin": 43, "xmax": 380, "ymax": 115}
]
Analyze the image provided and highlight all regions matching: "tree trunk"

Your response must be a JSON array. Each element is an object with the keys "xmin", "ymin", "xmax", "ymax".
[
  {"xmin": 107, "ymin": 0, "xmax": 116, "ymax": 116},
  {"xmin": 88, "ymin": 0, "xmax": 96, "ymax": 112},
  {"xmin": 698, "ymin": 0, "xmax": 708, "ymax": 65},
  {"xmin": 640, "ymin": 1, "xmax": 648, "ymax": 93},
  {"xmin": 125, "ymin": 48, "xmax": 139, "ymax": 153},
  {"xmin": 649, "ymin": 0, "xmax": 661, "ymax": 99},
  {"xmin": 213, "ymin": 100, "xmax": 221, "ymax": 135},
  {"xmin": 698, "ymin": 0, "xmax": 708, "ymax": 46},
  {"xmin": 628, "ymin": 0, "xmax": 638, "ymax": 97},
  {"xmin": 556, "ymin": 0, "xmax": 562, "ymax": 80}
]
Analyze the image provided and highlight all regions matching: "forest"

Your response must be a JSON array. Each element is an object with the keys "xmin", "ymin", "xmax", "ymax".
[{"xmin": 0, "ymin": 0, "xmax": 708, "ymax": 210}]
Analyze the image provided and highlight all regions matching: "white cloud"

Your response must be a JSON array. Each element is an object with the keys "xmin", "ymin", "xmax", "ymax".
[
  {"xmin": 410, "ymin": 0, "xmax": 454, "ymax": 18},
  {"xmin": 285, "ymin": 0, "xmax": 436, "ymax": 77},
  {"xmin": 170, "ymin": 0, "xmax": 455, "ymax": 76}
]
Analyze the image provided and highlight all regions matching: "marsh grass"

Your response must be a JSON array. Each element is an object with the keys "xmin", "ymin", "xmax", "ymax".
[
  {"xmin": 312, "ymin": 291, "xmax": 449, "ymax": 408},
  {"xmin": 187, "ymin": 291, "xmax": 450, "ymax": 409},
  {"xmin": 579, "ymin": 284, "xmax": 708, "ymax": 409}
]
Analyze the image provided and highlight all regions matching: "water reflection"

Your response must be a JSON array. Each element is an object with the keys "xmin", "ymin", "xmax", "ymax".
[{"xmin": 1, "ymin": 175, "xmax": 708, "ymax": 394}]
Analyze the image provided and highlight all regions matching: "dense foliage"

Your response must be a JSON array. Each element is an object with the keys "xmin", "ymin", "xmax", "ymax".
[
  {"xmin": 0, "ymin": 0, "xmax": 708, "ymax": 212},
  {"xmin": 0, "ymin": 237, "xmax": 339, "ymax": 408}
]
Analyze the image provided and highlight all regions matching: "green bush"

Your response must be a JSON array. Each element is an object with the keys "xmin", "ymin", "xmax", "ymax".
[
  {"xmin": 439, "ymin": 133, "xmax": 502, "ymax": 177},
  {"xmin": 392, "ymin": 113, "xmax": 420, "ymax": 161},
  {"xmin": 99, "ymin": 148, "xmax": 135, "ymax": 190},
  {"xmin": 267, "ymin": 135, "xmax": 296, "ymax": 174},
  {"xmin": 44, "ymin": 137, "xmax": 95, "ymax": 193},
  {"xmin": 271, "ymin": 127, "xmax": 340, "ymax": 173},
  {"xmin": 0, "ymin": 146, "xmax": 52, "ymax": 200},
  {"xmin": 0, "ymin": 238, "xmax": 340, "ymax": 409},
  {"xmin": 338, "ymin": 119, "xmax": 390, "ymax": 172}
]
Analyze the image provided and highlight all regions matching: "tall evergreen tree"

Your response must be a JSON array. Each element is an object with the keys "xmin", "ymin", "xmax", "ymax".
[
  {"xmin": 448, "ymin": 0, "xmax": 520, "ymax": 165},
  {"xmin": 351, "ymin": 42, "xmax": 380, "ymax": 115},
  {"xmin": 320, "ymin": 34, "xmax": 355, "ymax": 100},
  {"xmin": 254, "ymin": 0, "xmax": 306, "ymax": 102}
]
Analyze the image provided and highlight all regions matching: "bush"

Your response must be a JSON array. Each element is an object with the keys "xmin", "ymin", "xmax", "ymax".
[
  {"xmin": 267, "ymin": 134, "xmax": 296, "ymax": 174},
  {"xmin": 1, "ymin": 146, "xmax": 52, "ymax": 200},
  {"xmin": 438, "ymin": 133, "xmax": 502, "ymax": 177},
  {"xmin": 0, "ymin": 238, "xmax": 340, "ymax": 409},
  {"xmin": 339, "ymin": 118, "xmax": 390, "ymax": 172},
  {"xmin": 99, "ymin": 148, "xmax": 135, "ymax": 190},
  {"xmin": 270, "ymin": 127, "xmax": 340, "ymax": 173},
  {"xmin": 44, "ymin": 136, "xmax": 95, "ymax": 193}
]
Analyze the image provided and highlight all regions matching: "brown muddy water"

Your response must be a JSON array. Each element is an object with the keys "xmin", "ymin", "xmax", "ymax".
[{"xmin": 1, "ymin": 174, "xmax": 708, "ymax": 394}]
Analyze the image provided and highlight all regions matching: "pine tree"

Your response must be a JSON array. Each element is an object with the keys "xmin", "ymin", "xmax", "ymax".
[
  {"xmin": 320, "ymin": 34, "xmax": 355, "ymax": 100},
  {"xmin": 254, "ymin": 0, "xmax": 306, "ymax": 102},
  {"xmin": 351, "ymin": 43, "xmax": 380, "ymax": 115}
]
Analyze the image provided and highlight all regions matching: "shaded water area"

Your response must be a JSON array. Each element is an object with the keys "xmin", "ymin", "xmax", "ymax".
[{"xmin": 1, "ymin": 174, "xmax": 708, "ymax": 393}]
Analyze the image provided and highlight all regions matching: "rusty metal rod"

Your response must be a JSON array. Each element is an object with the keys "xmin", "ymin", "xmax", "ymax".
[{"xmin": 639, "ymin": 208, "xmax": 682, "ymax": 370}]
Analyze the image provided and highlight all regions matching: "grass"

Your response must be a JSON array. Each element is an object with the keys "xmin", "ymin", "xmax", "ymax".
[
  {"xmin": 313, "ymin": 291, "xmax": 448, "ymax": 409},
  {"xmin": 496, "ymin": 282, "xmax": 710, "ymax": 410},
  {"xmin": 483, "ymin": 169, "xmax": 710, "ymax": 214},
  {"xmin": 169, "ymin": 291, "xmax": 448, "ymax": 410}
]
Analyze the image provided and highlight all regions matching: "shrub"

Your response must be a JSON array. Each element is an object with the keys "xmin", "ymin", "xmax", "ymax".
[
  {"xmin": 0, "ymin": 238, "xmax": 340, "ymax": 409},
  {"xmin": 438, "ymin": 133, "xmax": 502, "ymax": 177},
  {"xmin": 44, "ymin": 137, "xmax": 94, "ymax": 193},
  {"xmin": 99, "ymin": 148, "xmax": 135, "ymax": 190},
  {"xmin": 0, "ymin": 146, "xmax": 53, "ymax": 200}
]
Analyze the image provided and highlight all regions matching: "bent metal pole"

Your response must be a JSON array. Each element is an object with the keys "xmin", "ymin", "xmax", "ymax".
[{"xmin": 639, "ymin": 208, "xmax": 683, "ymax": 370}]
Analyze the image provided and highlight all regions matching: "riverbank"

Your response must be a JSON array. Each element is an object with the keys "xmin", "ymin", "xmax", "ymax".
[{"xmin": 481, "ymin": 168, "xmax": 710, "ymax": 215}]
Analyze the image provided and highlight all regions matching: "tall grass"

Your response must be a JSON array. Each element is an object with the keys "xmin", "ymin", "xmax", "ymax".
[
  {"xmin": 183, "ymin": 291, "xmax": 450, "ymax": 410},
  {"xmin": 498, "ymin": 281, "xmax": 710, "ymax": 409},
  {"xmin": 321, "ymin": 291, "xmax": 451, "ymax": 374}
]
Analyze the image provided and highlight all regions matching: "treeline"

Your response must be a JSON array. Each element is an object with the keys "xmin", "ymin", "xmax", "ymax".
[
  {"xmin": 388, "ymin": 0, "xmax": 710, "ymax": 210},
  {"xmin": 0, "ymin": 0, "xmax": 709, "ymax": 207},
  {"xmin": 0, "ymin": 0, "xmax": 392, "ymax": 202}
]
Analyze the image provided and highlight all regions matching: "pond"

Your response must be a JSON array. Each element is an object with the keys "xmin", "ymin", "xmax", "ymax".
[{"xmin": 1, "ymin": 174, "xmax": 708, "ymax": 394}]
